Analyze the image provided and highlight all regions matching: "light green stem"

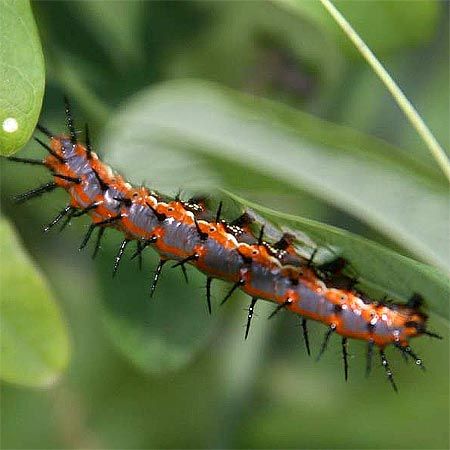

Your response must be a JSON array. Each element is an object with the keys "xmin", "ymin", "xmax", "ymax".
[{"xmin": 317, "ymin": 0, "xmax": 450, "ymax": 181}]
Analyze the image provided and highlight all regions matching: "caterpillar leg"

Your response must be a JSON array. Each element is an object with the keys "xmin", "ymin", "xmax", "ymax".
[
  {"xmin": 395, "ymin": 344, "xmax": 426, "ymax": 371},
  {"xmin": 150, "ymin": 259, "xmax": 167, "ymax": 298},
  {"xmin": 172, "ymin": 253, "xmax": 199, "ymax": 268},
  {"xmin": 64, "ymin": 96, "xmax": 77, "ymax": 145},
  {"xmin": 79, "ymin": 215, "xmax": 121, "ymax": 250},
  {"xmin": 79, "ymin": 224, "xmax": 96, "ymax": 250},
  {"xmin": 193, "ymin": 218, "xmax": 208, "ymax": 241},
  {"xmin": 301, "ymin": 318, "xmax": 311, "ymax": 357},
  {"xmin": 257, "ymin": 225, "xmax": 265, "ymax": 245},
  {"xmin": 130, "ymin": 237, "xmax": 157, "ymax": 260},
  {"xmin": 215, "ymin": 201, "xmax": 223, "ymax": 222},
  {"xmin": 92, "ymin": 227, "xmax": 106, "ymax": 259},
  {"xmin": 112, "ymin": 239, "xmax": 131, "ymax": 277},
  {"xmin": 423, "ymin": 330, "xmax": 442, "ymax": 339},
  {"xmin": 244, "ymin": 297, "xmax": 258, "ymax": 340},
  {"xmin": 36, "ymin": 123, "xmax": 54, "ymax": 139},
  {"xmin": 380, "ymin": 349, "xmax": 398, "ymax": 392},
  {"xmin": 268, "ymin": 298, "xmax": 292, "ymax": 319},
  {"xmin": 180, "ymin": 264, "xmax": 189, "ymax": 284},
  {"xmin": 92, "ymin": 167, "xmax": 109, "ymax": 191},
  {"xmin": 135, "ymin": 241, "xmax": 143, "ymax": 270},
  {"xmin": 84, "ymin": 123, "xmax": 93, "ymax": 159},
  {"xmin": 59, "ymin": 210, "xmax": 75, "ymax": 232},
  {"xmin": 221, "ymin": 279, "xmax": 245, "ymax": 306},
  {"xmin": 205, "ymin": 277, "xmax": 212, "ymax": 314},
  {"xmin": 6, "ymin": 156, "xmax": 45, "ymax": 166},
  {"xmin": 52, "ymin": 173, "xmax": 80, "ymax": 184},
  {"xmin": 35, "ymin": 137, "xmax": 65, "ymax": 162},
  {"xmin": 13, "ymin": 181, "xmax": 58, "ymax": 203},
  {"xmin": 44, "ymin": 205, "xmax": 74, "ymax": 232},
  {"xmin": 59, "ymin": 202, "xmax": 100, "ymax": 233},
  {"xmin": 396, "ymin": 344, "xmax": 409, "ymax": 363},
  {"xmin": 317, "ymin": 324, "xmax": 336, "ymax": 361},
  {"xmin": 342, "ymin": 337, "xmax": 349, "ymax": 381}
]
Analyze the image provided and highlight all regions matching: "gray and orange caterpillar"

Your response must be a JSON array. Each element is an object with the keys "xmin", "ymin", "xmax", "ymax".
[{"xmin": 7, "ymin": 99, "xmax": 441, "ymax": 391}]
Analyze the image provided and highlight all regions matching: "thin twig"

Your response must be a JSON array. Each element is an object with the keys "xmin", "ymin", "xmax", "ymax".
[{"xmin": 317, "ymin": 0, "xmax": 450, "ymax": 181}]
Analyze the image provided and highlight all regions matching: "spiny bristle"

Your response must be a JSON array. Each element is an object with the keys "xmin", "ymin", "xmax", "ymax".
[{"xmin": 36, "ymin": 123, "xmax": 54, "ymax": 139}]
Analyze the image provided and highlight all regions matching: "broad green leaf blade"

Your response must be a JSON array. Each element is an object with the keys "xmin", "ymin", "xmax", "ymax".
[
  {"xmin": 0, "ymin": 0, "xmax": 45, "ymax": 156},
  {"xmin": 225, "ymin": 191, "xmax": 449, "ymax": 321},
  {"xmin": 101, "ymin": 80, "xmax": 448, "ymax": 271},
  {"xmin": 0, "ymin": 217, "xmax": 70, "ymax": 387}
]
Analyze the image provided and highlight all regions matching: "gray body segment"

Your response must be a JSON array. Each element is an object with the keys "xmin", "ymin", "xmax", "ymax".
[
  {"xmin": 102, "ymin": 188, "xmax": 122, "ymax": 214},
  {"xmin": 372, "ymin": 316, "xmax": 392, "ymax": 338},
  {"xmin": 82, "ymin": 172, "xmax": 102, "ymax": 202},
  {"xmin": 296, "ymin": 286, "xmax": 324, "ymax": 315},
  {"xmin": 249, "ymin": 263, "xmax": 280, "ymax": 298},
  {"xmin": 61, "ymin": 141, "xmax": 122, "ymax": 216},
  {"xmin": 60, "ymin": 138, "xmax": 79, "ymax": 159},
  {"xmin": 158, "ymin": 220, "xmax": 200, "ymax": 259},
  {"xmin": 340, "ymin": 307, "xmax": 369, "ymax": 335},
  {"xmin": 202, "ymin": 239, "xmax": 243, "ymax": 278},
  {"xmin": 128, "ymin": 203, "xmax": 158, "ymax": 234}
]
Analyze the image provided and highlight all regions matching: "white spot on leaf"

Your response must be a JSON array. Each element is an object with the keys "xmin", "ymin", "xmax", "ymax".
[{"xmin": 2, "ymin": 117, "xmax": 18, "ymax": 133}]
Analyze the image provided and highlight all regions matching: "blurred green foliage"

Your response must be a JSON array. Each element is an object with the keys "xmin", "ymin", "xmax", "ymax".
[
  {"xmin": 0, "ymin": 216, "xmax": 69, "ymax": 386},
  {"xmin": 0, "ymin": 1, "xmax": 448, "ymax": 449}
]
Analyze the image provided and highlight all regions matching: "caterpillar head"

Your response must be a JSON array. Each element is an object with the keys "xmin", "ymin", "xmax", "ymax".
[{"xmin": 400, "ymin": 294, "xmax": 441, "ymax": 341}]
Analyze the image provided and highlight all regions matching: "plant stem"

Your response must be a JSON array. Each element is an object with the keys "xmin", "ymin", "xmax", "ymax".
[{"xmin": 317, "ymin": 0, "xmax": 450, "ymax": 181}]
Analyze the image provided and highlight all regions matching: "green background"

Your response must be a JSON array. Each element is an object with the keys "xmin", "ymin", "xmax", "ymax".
[{"xmin": 0, "ymin": 1, "xmax": 448, "ymax": 449}]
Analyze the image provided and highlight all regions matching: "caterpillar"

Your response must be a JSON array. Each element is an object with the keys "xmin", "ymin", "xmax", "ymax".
[{"xmin": 6, "ymin": 98, "xmax": 442, "ymax": 391}]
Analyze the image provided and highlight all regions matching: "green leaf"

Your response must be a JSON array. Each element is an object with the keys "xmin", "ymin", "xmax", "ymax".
[
  {"xmin": 0, "ymin": 217, "xmax": 70, "ymax": 387},
  {"xmin": 0, "ymin": 0, "xmax": 45, "ymax": 156},
  {"xmin": 101, "ymin": 80, "xmax": 448, "ymax": 271},
  {"xmin": 225, "ymin": 191, "xmax": 449, "ymax": 321}
]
